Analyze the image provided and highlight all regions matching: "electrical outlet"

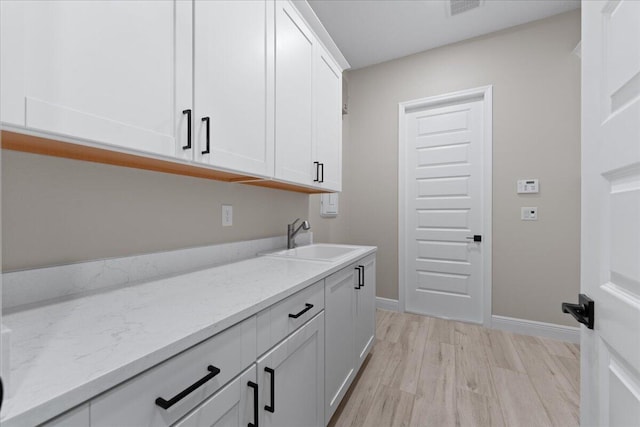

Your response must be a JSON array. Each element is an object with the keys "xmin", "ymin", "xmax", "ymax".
[
  {"xmin": 222, "ymin": 205, "xmax": 233, "ymax": 226},
  {"xmin": 521, "ymin": 207, "xmax": 538, "ymax": 221}
]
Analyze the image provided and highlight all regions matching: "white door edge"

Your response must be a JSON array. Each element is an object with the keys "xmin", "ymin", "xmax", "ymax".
[{"xmin": 398, "ymin": 85, "xmax": 493, "ymax": 327}]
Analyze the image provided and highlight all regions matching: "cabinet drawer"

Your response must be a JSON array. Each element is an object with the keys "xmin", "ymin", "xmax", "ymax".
[
  {"xmin": 91, "ymin": 316, "xmax": 256, "ymax": 427},
  {"xmin": 173, "ymin": 365, "xmax": 256, "ymax": 427},
  {"xmin": 257, "ymin": 280, "xmax": 324, "ymax": 355}
]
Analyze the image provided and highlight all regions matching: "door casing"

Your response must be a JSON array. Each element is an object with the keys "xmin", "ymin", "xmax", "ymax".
[{"xmin": 398, "ymin": 85, "xmax": 493, "ymax": 326}]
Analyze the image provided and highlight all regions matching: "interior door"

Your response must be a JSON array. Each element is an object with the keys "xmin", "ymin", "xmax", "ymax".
[
  {"xmin": 404, "ymin": 100, "xmax": 485, "ymax": 323},
  {"xmin": 581, "ymin": 1, "xmax": 640, "ymax": 425}
]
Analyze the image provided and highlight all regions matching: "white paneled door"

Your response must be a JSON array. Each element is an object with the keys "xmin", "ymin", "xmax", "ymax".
[
  {"xmin": 581, "ymin": 1, "xmax": 640, "ymax": 425},
  {"xmin": 402, "ymin": 95, "xmax": 489, "ymax": 324}
]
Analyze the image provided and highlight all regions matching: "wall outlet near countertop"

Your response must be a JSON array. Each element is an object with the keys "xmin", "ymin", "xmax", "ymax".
[{"xmin": 222, "ymin": 205, "xmax": 233, "ymax": 227}]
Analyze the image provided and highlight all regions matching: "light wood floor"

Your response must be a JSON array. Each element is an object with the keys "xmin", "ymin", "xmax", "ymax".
[{"xmin": 328, "ymin": 309, "xmax": 580, "ymax": 427}]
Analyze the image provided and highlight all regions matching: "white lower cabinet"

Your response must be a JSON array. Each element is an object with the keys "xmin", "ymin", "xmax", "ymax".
[
  {"xmin": 324, "ymin": 265, "xmax": 356, "ymax": 422},
  {"xmin": 40, "ymin": 253, "xmax": 375, "ymax": 427},
  {"xmin": 90, "ymin": 317, "xmax": 257, "ymax": 427},
  {"xmin": 40, "ymin": 404, "xmax": 89, "ymax": 427},
  {"xmin": 354, "ymin": 255, "xmax": 376, "ymax": 370},
  {"xmin": 258, "ymin": 312, "xmax": 325, "ymax": 427},
  {"xmin": 174, "ymin": 365, "xmax": 257, "ymax": 427},
  {"xmin": 324, "ymin": 254, "xmax": 376, "ymax": 424}
]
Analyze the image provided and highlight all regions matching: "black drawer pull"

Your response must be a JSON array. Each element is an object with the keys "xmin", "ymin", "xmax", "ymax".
[
  {"xmin": 264, "ymin": 367, "xmax": 275, "ymax": 413},
  {"xmin": 319, "ymin": 162, "xmax": 324, "ymax": 183},
  {"xmin": 355, "ymin": 266, "xmax": 362, "ymax": 289},
  {"xmin": 182, "ymin": 109, "xmax": 192, "ymax": 150},
  {"xmin": 201, "ymin": 116, "xmax": 210, "ymax": 155},
  {"xmin": 248, "ymin": 381, "xmax": 258, "ymax": 427},
  {"xmin": 288, "ymin": 303, "xmax": 313, "ymax": 319},
  {"xmin": 313, "ymin": 161, "xmax": 320, "ymax": 182},
  {"xmin": 155, "ymin": 365, "xmax": 220, "ymax": 410},
  {"xmin": 358, "ymin": 265, "xmax": 365, "ymax": 287}
]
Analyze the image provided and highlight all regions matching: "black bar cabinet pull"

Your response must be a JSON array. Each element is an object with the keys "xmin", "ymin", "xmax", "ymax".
[
  {"xmin": 155, "ymin": 365, "xmax": 220, "ymax": 410},
  {"xmin": 358, "ymin": 265, "xmax": 365, "ymax": 287},
  {"xmin": 247, "ymin": 381, "xmax": 258, "ymax": 427},
  {"xmin": 313, "ymin": 161, "xmax": 320, "ymax": 182},
  {"xmin": 289, "ymin": 303, "xmax": 313, "ymax": 319},
  {"xmin": 319, "ymin": 163, "xmax": 324, "ymax": 183},
  {"xmin": 264, "ymin": 367, "xmax": 275, "ymax": 413},
  {"xmin": 355, "ymin": 266, "xmax": 362, "ymax": 289},
  {"xmin": 201, "ymin": 117, "xmax": 210, "ymax": 155},
  {"xmin": 182, "ymin": 109, "xmax": 192, "ymax": 150},
  {"xmin": 562, "ymin": 294, "xmax": 594, "ymax": 329}
]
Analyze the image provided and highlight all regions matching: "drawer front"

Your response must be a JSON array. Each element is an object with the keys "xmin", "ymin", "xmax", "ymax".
[
  {"xmin": 91, "ymin": 316, "xmax": 256, "ymax": 427},
  {"xmin": 173, "ymin": 365, "xmax": 256, "ymax": 427},
  {"xmin": 257, "ymin": 280, "xmax": 324, "ymax": 355}
]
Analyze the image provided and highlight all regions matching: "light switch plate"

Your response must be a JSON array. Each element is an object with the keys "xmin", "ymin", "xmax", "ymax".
[
  {"xmin": 222, "ymin": 205, "xmax": 233, "ymax": 226},
  {"xmin": 521, "ymin": 207, "xmax": 538, "ymax": 221}
]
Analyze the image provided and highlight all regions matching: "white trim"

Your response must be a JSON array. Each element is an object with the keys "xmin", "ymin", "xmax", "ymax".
[
  {"xmin": 398, "ymin": 85, "xmax": 493, "ymax": 327},
  {"xmin": 290, "ymin": 1, "xmax": 350, "ymax": 70},
  {"xmin": 492, "ymin": 315, "xmax": 580, "ymax": 344},
  {"xmin": 376, "ymin": 297, "xmax": 399, "ymax": 312}
]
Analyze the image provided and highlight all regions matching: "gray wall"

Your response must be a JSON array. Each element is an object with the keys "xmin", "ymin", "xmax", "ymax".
[
  {"xmin": 2, "ymin": 151, "xmax": 309, "ymax": 271},
  {"xmin": 310, "ymin": 10, "xmax": 581, "ymax": 326}
]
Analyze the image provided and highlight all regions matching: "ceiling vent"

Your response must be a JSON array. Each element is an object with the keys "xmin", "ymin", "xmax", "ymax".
[{"xmin": 449, "ymin": 0, "xmax": 482, "ymax": 16}]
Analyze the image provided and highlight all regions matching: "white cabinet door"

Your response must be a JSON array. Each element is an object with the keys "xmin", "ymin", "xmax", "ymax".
[
  {"xmin": 314, "ymin": 47, "xmax": 342, "ymax": 192},
  {"xmin": 173, "ymin": 365, "xmax": 257, "ymax": 427},
  {"xmin": 354, "ymin": 256, "xmax": 376, "ymax": 370},
  {"xmin": 193, "ymin": 0, "xmax": 274, "ymax": 177},
  {"xmin": 258, "ymin": 312, "xmax": 324, "ymax": 427},
  {"xmin": 274, "ymin": 0, "xmax": 315, "ymax": 186},
  {"xmin": 324, "ymin": 266, "xmax": 356, "ymax": 423},
  {"xmin": 1, "ymin": 1, "xmax": 192, "ymax": 159}
]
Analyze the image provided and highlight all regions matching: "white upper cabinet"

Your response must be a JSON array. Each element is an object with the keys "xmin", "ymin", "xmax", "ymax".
[
  {"xmin": 314, "ymin": 46, "xmax": 343, "ymax": 191},
  {"xmin": 274, "ymin": 1, "xmax": 344, "ymax": 190},
  {"xmin": 1, "ymin": 1, "xmax": 192, "ymax": 159},
  {"xmin": 0, "ymin": 0, "xmax": 346, "ymax": 192},
  {"xmin": 274, "ymin": 1, "xmax": 315, "ymax": 186},
  {"xmin": 193, "ymin": 0, "xmax": 274, "ymax": 177}
]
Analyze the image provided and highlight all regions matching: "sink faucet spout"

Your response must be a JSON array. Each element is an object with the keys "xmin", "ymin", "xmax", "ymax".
[{"xmin": 287, "ymin": 218, "xmax": 311, "ymax": 249}]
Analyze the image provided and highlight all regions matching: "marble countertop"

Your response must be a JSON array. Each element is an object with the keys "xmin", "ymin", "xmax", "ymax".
[{"xmin": 0, "ymin": 246, "xmax": 376, "ymax": 426}]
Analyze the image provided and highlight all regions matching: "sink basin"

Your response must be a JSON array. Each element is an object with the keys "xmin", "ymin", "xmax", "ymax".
[{"xmin": 265, "ymin": 244, "xmax": 361, "ymax": 262}]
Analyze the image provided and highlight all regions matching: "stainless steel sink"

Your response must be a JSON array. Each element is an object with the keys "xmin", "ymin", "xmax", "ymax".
[{"xmin": 264, "ymin": 244, "xmax": 361, "ymax": 262}]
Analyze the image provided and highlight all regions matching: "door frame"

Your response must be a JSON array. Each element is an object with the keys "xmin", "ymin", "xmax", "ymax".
[{"xmin": 398, "ymin": 85, "xmax": 493, "ymax": 326}]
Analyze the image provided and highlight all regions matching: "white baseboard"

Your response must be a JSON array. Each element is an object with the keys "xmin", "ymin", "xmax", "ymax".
[
  {"xmin": 376, "ymin": 297, "xmax": 399, "ymax": 312},
  {"xmin": 491, "ymin": 315, "xmax": 580, "ymax": 344}
]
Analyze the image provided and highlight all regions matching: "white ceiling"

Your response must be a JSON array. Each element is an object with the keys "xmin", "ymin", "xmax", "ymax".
[{"xmin": 307, "ymin": 0, "xmax": 580, "ymax": 70}]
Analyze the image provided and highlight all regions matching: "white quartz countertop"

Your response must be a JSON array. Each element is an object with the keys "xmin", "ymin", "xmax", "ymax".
[{"xmin": 0, "ymin": 245, "xmax": 376, "ymax": 426}]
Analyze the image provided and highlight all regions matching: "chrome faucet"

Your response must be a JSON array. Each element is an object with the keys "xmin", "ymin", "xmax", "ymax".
[{"xmin": 287, "ymin": 218, "xmax": 311, "ymax": 249}]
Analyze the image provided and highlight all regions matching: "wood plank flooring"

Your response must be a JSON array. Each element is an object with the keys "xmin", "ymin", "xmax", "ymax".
[{"xmin": 329, "ymin": 310, "xmax": 580, "ymax": 427}]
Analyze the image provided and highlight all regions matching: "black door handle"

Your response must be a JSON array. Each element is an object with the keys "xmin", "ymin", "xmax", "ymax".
[
  {"xmin": 182, "ymin": 109, "xmax": 192, "ymax": 150},
  {"xmin": 201, "ymin": 117, "xmax": 210, "ymax": 155},
  {"xmin": 562, "ymin": 294, "xmax": 594, "ymax": 329},
  {"xmin": 155, "ymin": 365, "xmax": 221, "ymax": 409},
  {"xmin": 319, "ymin": 163, "xmax": 324, "ymax": 183},
  {"xmin": 313, "ymin": 161, "xmax": 320, "ymax": 182},
  {"xmin": 264, "ymin": 367, "xmax": 275, "ymax": 413},
  {"xmin": 358, "ymin": 265, "xmax": 365, "ymax": 288},
  {"xmin": 466, "ymin": 235, "xmax": 482, "ymax": 242},
  {"xmin": 247, "ymin": 381, "xmax": 258, "ymax": 427},
  {"xmin": 355, "ymin": 266, "xmax": 362, "ymax": 289},
  {"xmin": 288, "ymin": 303, "xmax": 313, "ymax": 319}
]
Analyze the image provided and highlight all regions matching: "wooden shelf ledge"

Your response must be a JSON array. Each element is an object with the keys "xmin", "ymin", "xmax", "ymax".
[{"xmin": 1, "ymin": 130, "xmax": 327, "ymax": 194}]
